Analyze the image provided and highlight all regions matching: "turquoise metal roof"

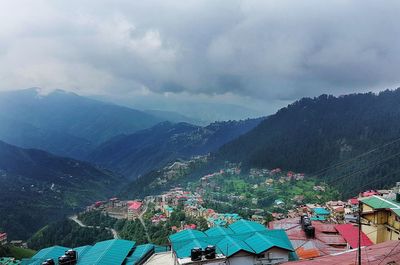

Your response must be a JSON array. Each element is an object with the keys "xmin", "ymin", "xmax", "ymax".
[
  {"xmin": 228, "ymin": 219, "xmax": 267, "ymax": 234},
  {"xmin": 174, "ymin": 239, "xmax": 210, "ymax": 259},
  {"xmin": 216, "ymin": 236, "xmax": 255, "ymax": 257},
  {"xmin": 310, "ymin": 216, "xmax": 326, "ymax": 221},
  {"xmin": 24, "ymin": 246, "xmax": 69, "ymax": 265},
  {"xmin": 125, "ymin": 244, "xmax": 154, "ymax": 265},
  {"xmin": 244, "ymin": 231, "xmax": 294, "ymax": 254},
  {"xmin": 169, "ymin": 229, "xmax": 207, "ymax": 243},
  {"xmin": 74, "ymin": 245, "xmax": 92, "ymax": 258},
  {"xmin": 77, "ymin": 239, "xmax": 135, "ymax": 265},
  {"xmin": 313, "ymin": 207, "xmax": 330, "ymax": 215},
  {"xmin": 205, "ymin": 227, "xmax": 234, "ymax": 237}
]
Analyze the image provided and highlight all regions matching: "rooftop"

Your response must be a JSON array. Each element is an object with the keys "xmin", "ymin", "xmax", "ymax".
[
  {"xmin": 285, "ymin": 240, "xmax": 400, "ymax": 264},
  {"xmin": 335, "ymin": 224, "xmax": 373, "ymax": 249},
  {"xmin": 169, "ymin": 220, "xmax": 295, "ymax": 260},
  {"xmin": 22, "ymin": 239, "xmax": 166, "ymax": 265},
  {"xmin": 269, "ymin": 218, "xmax": 347, "ymax": 260},
  {"xmin": 361, "ymin": 195, "xmax": 400, "ymax": 217}
]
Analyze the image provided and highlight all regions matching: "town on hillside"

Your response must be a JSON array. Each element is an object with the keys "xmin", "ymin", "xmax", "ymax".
[{"xmin": 2, "ymin": 161, "xmax": 400, "ymax": 265}]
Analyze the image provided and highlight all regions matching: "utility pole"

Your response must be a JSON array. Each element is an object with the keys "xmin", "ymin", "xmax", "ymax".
[{"xmin": 358, "ymin": 201, "xmax": 362, "ymax": 265}]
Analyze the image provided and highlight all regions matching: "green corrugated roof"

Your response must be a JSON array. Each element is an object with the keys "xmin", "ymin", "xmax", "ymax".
[
  {"xmin": 25, "ymin": 246, "xmax": 69, "ymax": 265},
  {"xmin": 77, "ymin": 239, "xmax": 135, "ymax": 265},
  {"xmin": 216, "ymin": 236, "xmax": 255, "ymax": 257},
  {"xmin": 244, "ymin": 231, "xmax": 294, "ymax": 254},
  {"xmin": 393, "ymin": 208, "xmax": 400, "ymax": 217},
  {"xmin": 228, "ymin": 220, "xmax": 266, "ymax": 234},
  {"xmin": 205, "ymin": 227, "xmax": 234, "ymax": 237},
  {"xmin": 169, "ymin": 229, "xmax": 206, "ymax": 243},
  {"xmin": 0, "ymin": 257, "xmax": 21, "ymax": 265},
  {"xmin": 361, "ymin": 196, "xmax": 400, "ymax": 209},
  {"xmin": 125, "ymin": 244, "xmax": 154, "ymax": 265},
  {"xmin": 313, "ymin": 208, "xmax": 330, "ymax": 215}
]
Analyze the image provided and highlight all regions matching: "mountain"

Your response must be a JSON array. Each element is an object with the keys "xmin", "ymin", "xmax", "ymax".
[
  {"xmin": 217, "ymin": 89, "xmax": 400, "ymax": 195},
  {"xmin": 88, "ymin": 118, "xmax": 263, "ymax": 179},
  {"xmin": 144, "ymin": 109, "xmax": 204, "ymax": 125},
  {"xmin": 0, "ymin": 140, "xmax": 124, "ymax": 239},
  {"xmin": 0, "ymin": 88, "xmax": 163, "ymax": 159}
]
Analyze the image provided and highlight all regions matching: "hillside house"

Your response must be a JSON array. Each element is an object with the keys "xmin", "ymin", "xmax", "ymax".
[{"xmin": 360, "ymin": 195, "xmax": 400, "ymax": 243}]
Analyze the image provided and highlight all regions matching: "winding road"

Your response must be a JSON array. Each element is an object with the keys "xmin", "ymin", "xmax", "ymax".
[{"xmin": 69, "ymin": 215, "xmax": 119, "ymax": 239}]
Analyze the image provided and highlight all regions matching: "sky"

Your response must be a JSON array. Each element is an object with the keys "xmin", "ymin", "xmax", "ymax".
[{"xmin": 0, "ymin": 0, "xmax": 399, "ymax": 119}]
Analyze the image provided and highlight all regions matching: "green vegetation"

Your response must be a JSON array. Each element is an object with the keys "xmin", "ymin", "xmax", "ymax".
[
  {"xmin": 0, "ymin": 246, "xmax": 36, "ymax": 259},
  {"xmin": 78, "ymin": 211, "xmax": 117, "ymax": 228},
  {"xmin": 27, "ymin": 219, "xmax": 113, "ymax": 250}
]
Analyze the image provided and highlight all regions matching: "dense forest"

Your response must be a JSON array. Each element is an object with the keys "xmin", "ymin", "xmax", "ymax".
[{"xmin": 217, "ymin": 90, "xmax": 400, "ymax": 195}]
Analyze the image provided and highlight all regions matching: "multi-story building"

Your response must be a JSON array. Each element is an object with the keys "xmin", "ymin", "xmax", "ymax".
[{"xmin": 360, "ymin": 194, "xmax": 400, "ymax": 243}]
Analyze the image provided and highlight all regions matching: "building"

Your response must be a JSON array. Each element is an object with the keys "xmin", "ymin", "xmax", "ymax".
[
  {"xmin": 360, "ymin": 195, "xmax": 400, "ymax": 243},
  {"xmin": 169, "ymin": 220, "xmax": 296, "ymax": 265},
  {"xmin": 0, "ymin": 232, "xmax": 7, "ymax": 245},
  {"xmin": 22, "ymin": 239, "xmax": 168, "ymax": 265},
  {"xmin": 127, "ymin": 201, "xmax": 143, "ymax": 220},
  {"xmin": 284, "ymin": 240, "xmax": 400, "ymax": 265},
  {"xmin": 334, "ymin": 224, "xmax": 373, "ymax": 249}
]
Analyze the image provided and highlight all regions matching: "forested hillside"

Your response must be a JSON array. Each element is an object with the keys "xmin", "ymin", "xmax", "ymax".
[
  {"xmin": 89, "ymin": 118, "xmax": 262, "ymax": 179},
  {"xmin": 217, "ymin": 89, "xmax": 400, "ymax": 194},
  {"xmin": 0, "ymin": 140, "xmax": 124, "ymax": 239}
]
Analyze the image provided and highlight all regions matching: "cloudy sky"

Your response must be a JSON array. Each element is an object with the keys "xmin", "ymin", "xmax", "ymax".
[{"xmin": 0, "ymin": 0, "xmax": 399, "ymax": 118}]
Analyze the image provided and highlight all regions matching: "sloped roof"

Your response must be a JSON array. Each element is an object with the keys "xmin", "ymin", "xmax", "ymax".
[
  {"xmin": 245, "ymin": 231, "xmax": 294, "ymax": 254},
  {"xmin": 335, "ymin": 224, "xmax": 373, "ymax": 249},
  {"xmin": 169, "ymin": 229, "xmax": 207, "ymax": 243},
  {"xmin": 216, "ymin": 236, "xmax": 255, "ymax": 257},
  {"xmin": 361, "ymin": 195, "xmax": 400, "ymax": 217},
  {"xmin": 77, "ymin": 239, "xmax": 135, "ymax": 265},
  {"xmin": 125, "ymin": 244, "xmax": 154, "ymax": 265},
  {"xmin": 204, "ymin": 227, "xmax": 234, "ymax": 237},
  {"xmin": 228, "ymin": 219, "xmax": 266, "ymax": 234},
  {"xmin": 25, "ymin": 246, "xmax": 70, "ymax": 265},
  {"xmin": 174, "ymin": 239, "xmax": 210, "ymax": 259}
]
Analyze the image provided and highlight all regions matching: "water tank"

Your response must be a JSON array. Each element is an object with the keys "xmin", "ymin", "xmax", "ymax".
[
  {"xmin": 204, "ymin": 245, "xmax": 216, "ymax": 259},
  {"xmin": 65, "ymin": 249, "xmax": 77, "ymax": 260},
  {"xmin": 305, "ymin": 225, "xmax": 315, "ymax": 238},
  {"xmin": 42, "ymin": 259, "xmax": 55, "ymax": 265},
  {"xmin": 191, "ymin": 247, "xmax": 202, "ymax": 261},
  {"xmin": 58, "ymin": 255, "xmax": 71, "ymax": 265}
]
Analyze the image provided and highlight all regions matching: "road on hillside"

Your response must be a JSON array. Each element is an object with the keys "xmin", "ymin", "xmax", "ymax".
[
  {"xmin": 138, "ymin": 201, "xmax": 151, "ymax": 242},
  {"xmin": 69, "ymin": 215, "xmax": 119, "ymax": 239}
]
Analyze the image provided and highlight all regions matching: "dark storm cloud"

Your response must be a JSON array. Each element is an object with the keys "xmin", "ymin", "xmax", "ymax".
[{"xmin": 0, "ymin": 0, "xmax": 399, "ymax": 104}]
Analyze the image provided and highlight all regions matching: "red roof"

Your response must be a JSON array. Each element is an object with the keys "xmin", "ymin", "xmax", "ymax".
[
  {"xmin": 286, "ymin": 240, "xmax": 399, "ymax": 265},
  {"xmin": 349, "ymin": 198, "xmax": 359, "ymax": 205},
  {"xmin": 335, "ymin": 224, "xmax": 373, "ymax": 249},
  {"xmin": 128, "ymin": 201, "xmax": 143, "ymax": 210}
]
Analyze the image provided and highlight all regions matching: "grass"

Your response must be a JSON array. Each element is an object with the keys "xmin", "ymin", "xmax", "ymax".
[{"xmin": 9, "ymin": 246, "xmax": 37, "ymax": 259}]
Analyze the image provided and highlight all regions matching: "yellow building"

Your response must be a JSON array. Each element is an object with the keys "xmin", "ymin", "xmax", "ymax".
[{"xmin": 360, "ymin": 195, "xmax": 400, "ymax": 243}]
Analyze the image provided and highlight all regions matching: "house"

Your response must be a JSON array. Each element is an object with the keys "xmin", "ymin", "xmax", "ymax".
[
  {"xmin": 0, "ymin": 232, "xmax": 7, "ymax": 245},
  {"xmin": 360, "ymin": 195, "xmax": 400, "ymax": 243},
  {"xmin": 127, "ymin": 201, "xmax": 143, "ymax": 220},
  {"xmin": 334, "ymin": 224, "xmax": 373, "ymax": 249},
  {"xmin": 169, "ymin": 220, "xmax": 296, "ymax": 265}
]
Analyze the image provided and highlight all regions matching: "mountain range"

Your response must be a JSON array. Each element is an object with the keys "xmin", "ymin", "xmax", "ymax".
[
  {"xmin": 0, "ymin": 88, "xmax": 164, "ymax": 159},
  {"xmin": 88, "ymin": 118, "xmax": 263, "ymax": 179}
]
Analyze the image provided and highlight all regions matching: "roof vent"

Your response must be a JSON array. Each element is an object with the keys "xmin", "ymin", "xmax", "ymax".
[{"xmin": 191, "ymin": 247, "xmax": 202, "ymax": 261}]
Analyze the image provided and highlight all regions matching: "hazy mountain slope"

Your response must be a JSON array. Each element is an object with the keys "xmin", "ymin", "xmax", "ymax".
[
  {"xmin": 88, "ymin": 118, "xmax": 263, "ymax": 179},
  {"xmin": 144, "ymin": 109, "xmax": 204, "ymax": 125},
  {"xmin": 0, "ymin": 140, "xmax": 124, "ymax": 239},
  {"xmin": 0, "ymin": 88, "xmax": 163, "ymax": 158},
  {"xmin": 217, "ymin": 89, "xmax": 400, "ymax": 193}
]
